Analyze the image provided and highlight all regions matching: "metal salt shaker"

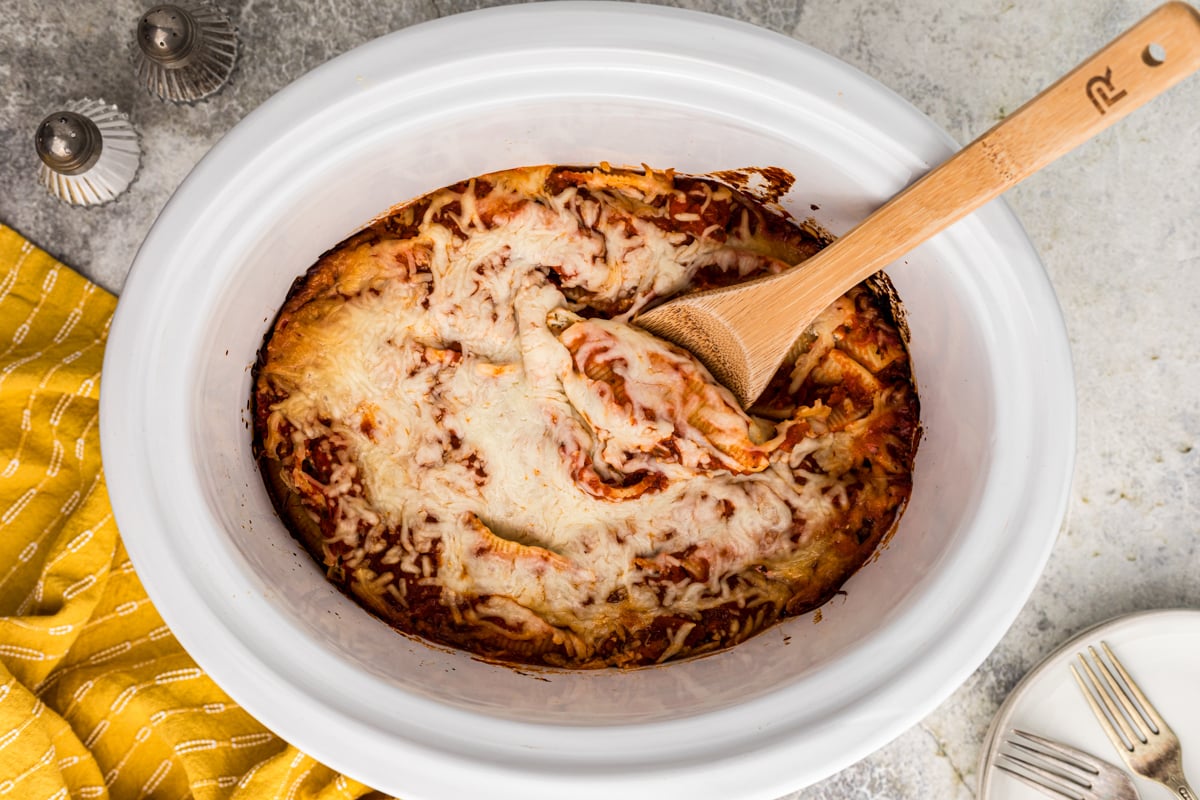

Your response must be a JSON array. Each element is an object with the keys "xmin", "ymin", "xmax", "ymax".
[
  {"xmin": 134, "ymin": 2, "xmax": 238, "ymax": 103},
  {"xmin": 35, "ymin": 99, "xmax": 141, "ymax": 207}
]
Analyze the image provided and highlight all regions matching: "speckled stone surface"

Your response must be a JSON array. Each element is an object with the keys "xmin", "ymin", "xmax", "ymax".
[{"xmin": 2, "ymin": 0, "xmax": 1198, "ymax": 797}]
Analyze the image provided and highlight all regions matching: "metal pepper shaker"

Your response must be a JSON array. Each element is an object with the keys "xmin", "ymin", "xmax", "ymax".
[
  {"xmin": 35, "ymin": 99, "xmax": 141, "ymax": 207},
  {"xmin": 134, "ymin": 2, "xmax": 238, "ymax": 103}
]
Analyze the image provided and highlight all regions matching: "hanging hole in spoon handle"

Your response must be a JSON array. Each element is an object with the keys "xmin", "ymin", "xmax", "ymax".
[{"xmin": 1143, "ymin": 42, "xmax": 1168, "ymax": 66}]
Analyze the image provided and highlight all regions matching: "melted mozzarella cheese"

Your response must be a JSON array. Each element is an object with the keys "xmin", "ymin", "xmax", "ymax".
[{"xmin": 257, "ymin": 167, "xmax": 902, "ymax": 660}]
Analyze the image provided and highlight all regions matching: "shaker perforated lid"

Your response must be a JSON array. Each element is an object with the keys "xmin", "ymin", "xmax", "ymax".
[
  {"xmin": 35, "ymin": 99, "xmax": 141, "ymax": 207},
  {"xmin": 134, "ymin": 2, "xmax": 238, "ymax": 103}
]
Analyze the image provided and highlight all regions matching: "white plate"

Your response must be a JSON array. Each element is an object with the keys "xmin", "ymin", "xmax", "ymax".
[{"xmin": 980, "ymin": 609, "xmax": 1200, "ymax": 799}]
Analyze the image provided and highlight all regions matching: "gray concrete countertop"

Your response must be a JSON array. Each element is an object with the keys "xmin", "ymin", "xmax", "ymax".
[{"xmin": 3, "ymin": 0, "xmax": 1198, "ymax": 797}]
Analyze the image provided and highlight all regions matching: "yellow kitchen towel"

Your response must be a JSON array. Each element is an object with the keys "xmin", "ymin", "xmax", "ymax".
[{"xmin": 0, "ymin": 223, "xmax": 392, "ymax": 800}]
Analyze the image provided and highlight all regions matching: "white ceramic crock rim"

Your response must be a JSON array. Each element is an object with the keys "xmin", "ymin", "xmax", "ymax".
[{"xmin": 100, "ymin": 3, "xmax": 1076, "ymax": 799}]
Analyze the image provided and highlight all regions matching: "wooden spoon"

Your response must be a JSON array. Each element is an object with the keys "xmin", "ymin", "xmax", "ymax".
[{"xmin": 635, "ymin": 2, "xmax": 1200, "ymax": 408}]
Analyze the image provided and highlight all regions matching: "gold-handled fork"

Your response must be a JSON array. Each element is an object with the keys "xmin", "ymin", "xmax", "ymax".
[
  {"xmin": 1073, "ymin": 642, "xmax": 1199, "ymax": 799},
  {"xmin": 997, "ymin": 729, "xmax": 1141, "ymax": 799}
]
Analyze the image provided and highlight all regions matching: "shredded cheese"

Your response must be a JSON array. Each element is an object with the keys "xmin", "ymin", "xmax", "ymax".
[{"xmin": 254, "ymin": 166, "xmax": 918, "ymax": 668}]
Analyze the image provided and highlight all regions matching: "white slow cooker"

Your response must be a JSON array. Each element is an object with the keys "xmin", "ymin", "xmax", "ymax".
[{"xmin": 100, "ymin": 3, "xmax": 1075, "ymax": 798}]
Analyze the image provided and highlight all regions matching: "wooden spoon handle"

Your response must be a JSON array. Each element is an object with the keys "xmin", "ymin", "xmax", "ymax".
[{"xmin": 776, "ymin": 1, "xmax": 1200, "ymax": 320}]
